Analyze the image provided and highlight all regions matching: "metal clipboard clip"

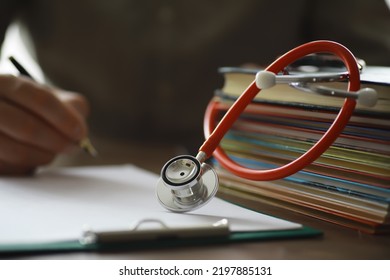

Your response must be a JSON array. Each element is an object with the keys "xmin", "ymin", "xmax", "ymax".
[{"xmin": 80, "ymin": 218, "xmax": 229, "ymax": 245}]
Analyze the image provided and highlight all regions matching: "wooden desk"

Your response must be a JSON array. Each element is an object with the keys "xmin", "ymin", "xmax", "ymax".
[{"xmin": 7, "ymin": 137, "xmax": 390, "ymax": 260}]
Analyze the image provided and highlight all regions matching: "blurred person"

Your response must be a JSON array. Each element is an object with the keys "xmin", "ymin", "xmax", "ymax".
[{"xmin": 0, "ymin": 0, "xmax": 389, "ymax": 175}]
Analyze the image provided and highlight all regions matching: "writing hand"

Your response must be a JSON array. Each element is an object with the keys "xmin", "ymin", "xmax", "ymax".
[{"xmin": 0, "ymin": 74, "xmax": 89, "ymax": 175}]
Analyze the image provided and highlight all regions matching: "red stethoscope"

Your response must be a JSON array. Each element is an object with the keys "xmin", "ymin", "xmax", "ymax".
[{"xmin": 156, "ymin": 40, "xmax": 377, "ymax": 212}]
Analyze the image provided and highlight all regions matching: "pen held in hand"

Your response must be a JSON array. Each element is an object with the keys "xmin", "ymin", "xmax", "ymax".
[{"xmin": 8, "ymin": 56, "xmax": 98, "ymax": 157}]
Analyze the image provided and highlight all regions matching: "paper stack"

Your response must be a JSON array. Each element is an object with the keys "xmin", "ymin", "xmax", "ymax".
[{"xmin": 212, "ymin": 66, "xmax": 390, "ymax": 234}]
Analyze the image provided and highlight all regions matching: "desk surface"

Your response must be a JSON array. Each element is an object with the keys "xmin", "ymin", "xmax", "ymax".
[{"xmin": 6, "ymin": 136, "xmax": 390, "ymax": 260}]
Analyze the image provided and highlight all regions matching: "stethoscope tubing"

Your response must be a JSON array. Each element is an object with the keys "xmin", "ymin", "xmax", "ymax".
[{"xmin": 201, "ymin": 40, "xmax": 359, "ymax": 181}]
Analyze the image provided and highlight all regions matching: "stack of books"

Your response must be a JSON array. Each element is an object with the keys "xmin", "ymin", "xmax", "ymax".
[{"xmin": 212, "ymin": 66, "xmax": 390, "ymax": 234}]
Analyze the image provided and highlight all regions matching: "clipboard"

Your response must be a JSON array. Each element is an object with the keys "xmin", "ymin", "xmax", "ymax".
[
  {"xmin": 0, "ymin": 222, "xmax": 320, "ymax": 254},
  {"xmin": 0, "ymin": 165, "xmax": 321, "ymax": 255}
]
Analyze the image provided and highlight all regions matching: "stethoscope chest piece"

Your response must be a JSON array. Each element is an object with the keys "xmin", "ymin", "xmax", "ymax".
[{"xmin": 156, "ymin": 155, "xmax": 219, "ymax": 212}]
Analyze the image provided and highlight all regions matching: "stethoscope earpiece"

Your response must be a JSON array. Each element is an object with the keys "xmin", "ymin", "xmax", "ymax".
[
  {"xmin": 255, "ymin": 70, "xmax": 377, "ymax": 107},
  {"xmin": 255, "ymin": 71, "xmax": 276, "ymax": 89},
  {"xmin": 356, "ymin": 88, "xmax": 377, "ymax": 107}
]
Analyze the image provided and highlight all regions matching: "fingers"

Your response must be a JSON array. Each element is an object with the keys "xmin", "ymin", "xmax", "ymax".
[
  {"xmin": 0, "ymin": 101, "xmax": 79, "ymax": 153},
  {"xmin": 0, "ymin": 74, "xmax": 90, "ymax": 175},
  {"xmin": 0, "ymin": 132, "xmax": 55, "ymax": 175},
  {"xmin": 54, "ymin": 89, "xmax": 90, "ymax": 118},
  {"xmin": 0, "ymin": 74, "xmax": 88, "ymax": 142}
]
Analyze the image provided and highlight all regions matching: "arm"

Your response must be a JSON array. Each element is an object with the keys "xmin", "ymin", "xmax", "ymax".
[{"xmin": 0, "ymin": 1, "xmax": 91, "ymax": 175}]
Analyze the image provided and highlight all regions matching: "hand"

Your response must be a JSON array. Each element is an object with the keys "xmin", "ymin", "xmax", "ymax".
[{"xmin": 0, "ymin": 74, "xmax": 89, "ymax": 175}]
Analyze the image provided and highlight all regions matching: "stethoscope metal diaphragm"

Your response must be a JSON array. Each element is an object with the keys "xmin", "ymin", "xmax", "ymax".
[{"xmin": 156, "ymin": 155, "xmax": 219, "ymax": 212}]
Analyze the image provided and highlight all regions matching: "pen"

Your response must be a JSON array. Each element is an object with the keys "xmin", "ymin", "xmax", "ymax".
[{"xmin": 8, "ymin": 56, "xmax": 98, "ymax": 157}]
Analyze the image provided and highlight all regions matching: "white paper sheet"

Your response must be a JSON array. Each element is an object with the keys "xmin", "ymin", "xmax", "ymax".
[{"xmin": 0, "ymin": 165, "xmax": 301, "ymax": 244}]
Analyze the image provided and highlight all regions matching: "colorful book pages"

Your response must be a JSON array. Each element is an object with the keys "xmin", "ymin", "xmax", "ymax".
[{"xmin": 212, "ymin": 66, "xmax": 390, "ymax": 234}]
